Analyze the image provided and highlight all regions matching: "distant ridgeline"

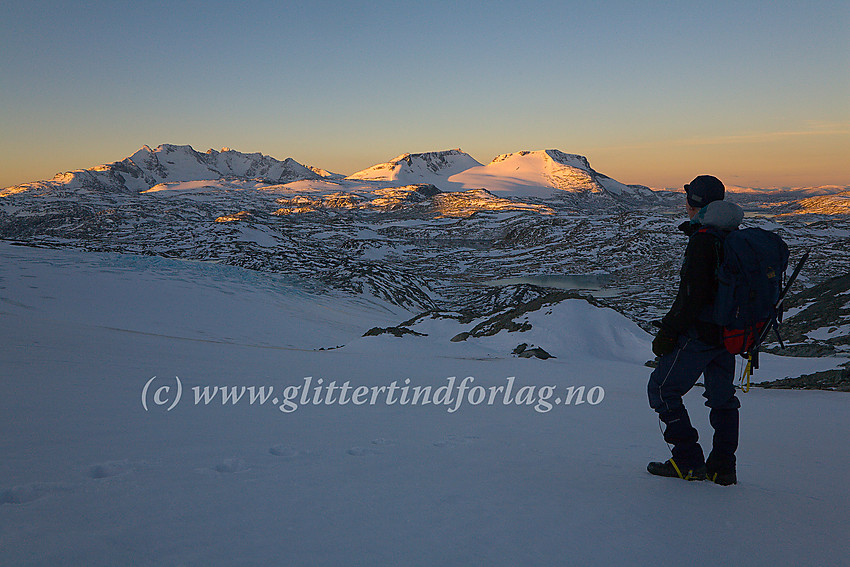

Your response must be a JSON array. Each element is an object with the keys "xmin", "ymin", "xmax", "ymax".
[{"xmin": 1, "ymin": 144, "xmax": 658, "ymax": 204}]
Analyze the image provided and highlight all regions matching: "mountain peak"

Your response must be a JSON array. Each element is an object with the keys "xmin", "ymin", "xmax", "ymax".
[
  {"xmin": 447, "ymin": 149, "xmax": 655, "ymax": 201},
  {"xmin": 347, "ymin": 149, "xmax": 483, "ymax": 183},
  {"xmin": 5, "ymin": 144, "xmax": 319, "ymax": 195},
  {"xmin": 489, "ymin": 149, "xmax": 591, "ymax": 171}
]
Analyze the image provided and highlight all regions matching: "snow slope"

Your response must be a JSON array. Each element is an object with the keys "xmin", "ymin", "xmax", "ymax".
[
  {"xmin": 445, "ymin": 150, "xmax": 655, "ymax": 200},
  {"xmin": 0, "ymin": 243, "xmax": 406, "ymax": 349},
  {"xmin": 448, "ymin": 150, "xmax": 601, "ymax": 196},
  {"xmin": 1, "ymin": 243, "xmax": 848, "ymax": 566}
]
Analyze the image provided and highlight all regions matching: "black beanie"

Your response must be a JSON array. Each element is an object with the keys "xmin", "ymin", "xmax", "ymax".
[{"xmin": 684, "ymin": 175, "xmax": 725, "ymax": 208}]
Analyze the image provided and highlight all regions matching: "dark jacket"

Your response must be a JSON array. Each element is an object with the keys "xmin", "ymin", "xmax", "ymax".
[{"xmin": 661, "ymin": 200, "xmax": 744, "ymax": 346}]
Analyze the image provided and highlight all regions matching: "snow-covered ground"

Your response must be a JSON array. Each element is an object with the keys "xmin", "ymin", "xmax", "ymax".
[{"xmin": 1, "ymin": 243, "xmax": 848, "ymax": 566}]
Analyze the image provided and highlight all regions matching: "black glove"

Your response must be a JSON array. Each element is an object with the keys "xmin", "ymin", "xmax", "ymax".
[{"xmin": 652, "ymin": 327, "xmax": 677, "ymax": 357}]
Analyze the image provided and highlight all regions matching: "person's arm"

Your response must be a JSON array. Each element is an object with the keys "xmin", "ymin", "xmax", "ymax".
[{"xmin": 661, "ymin": 232, "xmax": 719, "ymax": 336}]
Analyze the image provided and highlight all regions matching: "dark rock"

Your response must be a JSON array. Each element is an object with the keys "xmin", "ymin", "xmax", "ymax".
[
  {"xmin": 450, "ymin": 332, "xmax": 470, "ymax": 342},
  {"xmin": 363, "ymin": 326, "xmax": 427, "ymax": 338},
  {"xmin": 517, "ymin": 346, "xmax": 554, "ymax": 359},
  {"xmin": 756, "ymin": 365, "xmax": 850, "ymax": 391}
]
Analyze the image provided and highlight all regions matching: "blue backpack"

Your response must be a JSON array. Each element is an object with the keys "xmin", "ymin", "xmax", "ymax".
[{"xmin": 705, "ymin": 227, "xmax": 790, "ymax": 355}]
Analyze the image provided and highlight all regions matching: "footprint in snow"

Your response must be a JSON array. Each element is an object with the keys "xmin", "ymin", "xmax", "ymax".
[
  {"xmin": 269, "ymin": 445, "xmax": 298, "ymax": 458},
  {"xmin": 433, "ymin": 435, "xmax": 480, "ymax": 448},
  {"xmin": 346, "ymin": 438, "xmax": 395, "ymax": 456},
  {"xmin": 213, "ymin": 458, "xmax": 250, "ymax": 473},
  {"xmin": 1, "ymin": 482, "xmax": 71, "ymax": 505},
  {"xmin": 88, "ymin": 460, "xmax": 131, "ymax": 479},
  {"xmin": 346, "ymin": 446, "xmax": 382, "ymax": 457}
]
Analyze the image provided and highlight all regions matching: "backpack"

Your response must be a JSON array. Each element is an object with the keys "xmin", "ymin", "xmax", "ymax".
[{"xmin": 703, "ymin": 227, "xmax": 790, "ymax": 355}]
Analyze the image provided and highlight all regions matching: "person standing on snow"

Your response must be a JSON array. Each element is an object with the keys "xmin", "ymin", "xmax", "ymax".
[{"xmin": 647, "ymin": 175, "xmax": 744, "ymax": 486}]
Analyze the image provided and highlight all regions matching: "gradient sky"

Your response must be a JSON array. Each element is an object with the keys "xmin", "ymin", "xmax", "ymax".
[{"xmin": 2, "ymin": 0, "xmax": 848, "ymax": 190}]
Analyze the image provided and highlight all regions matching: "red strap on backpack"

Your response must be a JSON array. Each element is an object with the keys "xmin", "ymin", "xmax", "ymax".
[{"xmin": 722, "ymin": 322, "xmax": 765, "ymax": 355}]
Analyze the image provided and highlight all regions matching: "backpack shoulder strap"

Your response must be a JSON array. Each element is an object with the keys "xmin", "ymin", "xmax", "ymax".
[{"xmin": 697, "ymin": 225, "xmax": 728, "ymax": 239}]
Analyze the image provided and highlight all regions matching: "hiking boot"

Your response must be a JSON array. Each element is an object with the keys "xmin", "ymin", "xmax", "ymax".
[
  {"xmin": 647, "ymin": 459, "xmax": 706, "ymax": 481},
  {"xmin": 706, "ymin": 453, "xmax": 737, "ymax": 486},
  {"xmin": 706, "ymin": 468, "xmax": 737, "ymax": 486}
]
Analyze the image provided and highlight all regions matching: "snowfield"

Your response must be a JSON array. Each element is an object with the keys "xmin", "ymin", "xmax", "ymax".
[{"xmin": 1, "ymin": 243, "xmax": 848, "ymax": 566}]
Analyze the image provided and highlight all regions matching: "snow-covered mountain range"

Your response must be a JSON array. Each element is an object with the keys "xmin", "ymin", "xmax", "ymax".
[
  {"xmin": 343, "ymin": 148, "xmax": 654, "ymax": 200},
  {"xmin": 2, "ymin": 143, "xmax": 849, "ymax": 371},
  {"xmin": 1, "ymin": 144, "xmax": 323, "ymax": 197},
  {"xmin": 2, "ymin": 144, "xmax": 656, "ymax": 204}
]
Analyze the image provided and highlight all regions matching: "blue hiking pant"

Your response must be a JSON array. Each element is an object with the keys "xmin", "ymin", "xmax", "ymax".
[{"xmin": 648, "ymin": 335, "xmax": 740, "ymax": 470}]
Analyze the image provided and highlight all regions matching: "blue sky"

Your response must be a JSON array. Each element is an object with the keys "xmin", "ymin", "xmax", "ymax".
[{"xmin": 2, "ymin": 0, "xmax": 848, "ymax": 189}]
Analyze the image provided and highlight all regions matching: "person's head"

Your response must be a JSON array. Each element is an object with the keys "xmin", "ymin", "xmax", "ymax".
[{"xmin": 684, "ymin": 175, "xmax": 725, "ymax": 219}]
